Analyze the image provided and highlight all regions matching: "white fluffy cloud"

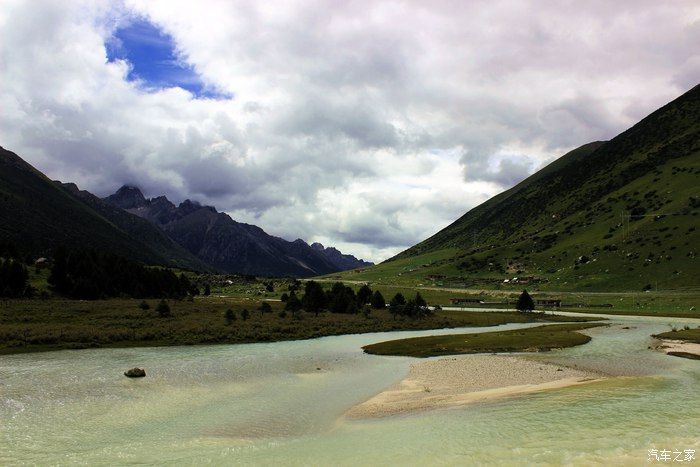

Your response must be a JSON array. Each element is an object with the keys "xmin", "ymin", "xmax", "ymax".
[{"xmin": 1, "ymin": 0, "xmax": 698, "ymax": 261}]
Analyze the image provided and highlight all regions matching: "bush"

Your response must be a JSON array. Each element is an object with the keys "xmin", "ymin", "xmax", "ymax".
[
  {"xmin": 138, "ymin": 300, "xmax": 150, "ymax": 311},
  {"xmin": 156, "ymin": 299, "xmax": 171, "ymax": 317},
  {"xmin": 225, "ymin": 308, "xmax": 236, "ymax": 325},
  {"xmin": 259, "ymin": 301, "xmax": 272, "ymax": 315},
  {"xmin": 241, "ymin": 309, "xmax": 250, "ymax": 321},
  {"xmin": 285, "ymin": 293, "xmax": 302, "ymax": 313}
]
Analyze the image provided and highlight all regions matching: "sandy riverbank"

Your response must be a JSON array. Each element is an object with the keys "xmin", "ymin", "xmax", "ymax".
[
  {"xmin": 655, "ymin": 339, "xmax": 700, "ymax": 360},
  {"xmin": 346, "ymin": 355, "xmax": 605, "ymax": 418}
]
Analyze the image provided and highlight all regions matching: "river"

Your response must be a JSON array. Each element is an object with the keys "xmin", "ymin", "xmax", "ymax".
[{"xmin": 1, "ymin": 314, "xmax": 698, "ymax": 465}]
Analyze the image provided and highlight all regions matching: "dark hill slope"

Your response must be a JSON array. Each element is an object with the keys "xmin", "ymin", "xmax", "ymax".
[
  {"xmin": 340, "ymin": 85, "xmax": 700, "ymax": 291},
  {"xmin": 0, "ymin": 146, "xmax": 202, "ymax": 268},
  {"xmin": 56, "ymin": 182, "xmax": 212, "ymax": 271}
]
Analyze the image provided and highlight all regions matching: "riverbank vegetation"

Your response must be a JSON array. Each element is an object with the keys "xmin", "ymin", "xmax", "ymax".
[
  {"xmin": 0, "ymin": 297, "xmax": 598, "ymax": 355},
  {"xmin": 653, "ymin": 327, "xmax": 700, "ymax": 343},
  {"xmin": 362, "ymin": 322, "xmax": 607, "ymax": 357}
]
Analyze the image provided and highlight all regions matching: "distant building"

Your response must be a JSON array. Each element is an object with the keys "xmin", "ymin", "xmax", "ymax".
[
  {"xmin": 34, "ymin": 257, "xmax": 49, "ymax": 269},
  {"xmin": 450, "ymin": 298, "xmax": 482, "ymax": 304},
  {"xmin": 536, "ymin": 299, "xmax": 561, "ymax": 307},
  {"xmin": 427, "ymin": 274, "xmax": 446, "ymax": 280},
  {"xmin": 511, "ymin": 276, "xmax": 535, "ymax": 284}
]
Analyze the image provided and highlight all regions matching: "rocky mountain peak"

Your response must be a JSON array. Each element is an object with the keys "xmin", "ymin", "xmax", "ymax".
[{"xmin": 105, "ymin": 185, "xmax": 147, "ymax": 209}]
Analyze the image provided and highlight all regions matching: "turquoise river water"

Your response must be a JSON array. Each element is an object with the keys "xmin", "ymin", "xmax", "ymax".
[{"xmin": 1, "ymin": 313, "xmax": 699, "ymax": 465}]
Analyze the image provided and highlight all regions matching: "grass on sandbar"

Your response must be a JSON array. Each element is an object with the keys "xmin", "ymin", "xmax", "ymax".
[
  {"xmin": 362, "ymin": 322, "xmax": 607, "ymax": 358},
  {"xmin": 653, "ymin": 328, "xmax": 700, "ymax": 344}
]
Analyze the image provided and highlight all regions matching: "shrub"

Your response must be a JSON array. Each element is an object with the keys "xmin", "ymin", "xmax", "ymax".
[
  {"xmin": 156, "ymin": 299, "xmax": 171, "ymax": 317},
  {"xmin": 259, "ymin": 301, "xmax": 272, "ymax": 316},
  {"xmin": 138, "ymin": 300, "xmax": 150, "ymax": 311},
  {"xmin": 285, "ymin": 293, "xmax": 302, "ymax": 313},
  {"xmin": 225, "ymin": 308, "xmax": 236, "ymax": 325}
]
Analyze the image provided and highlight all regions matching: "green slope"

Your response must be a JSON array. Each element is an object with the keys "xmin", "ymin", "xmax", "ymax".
[
  {"xmin": 336, "ymin": 85, "xmax": 700, "ymax": 291},
  {"xmin": 0, "ymin": 146, "xmax": 208, "ymax": 270}
]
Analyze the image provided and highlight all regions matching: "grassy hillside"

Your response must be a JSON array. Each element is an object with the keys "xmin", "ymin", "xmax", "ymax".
[
  {"xmin": 0, "ymin": 146, "xmax": 206, "ymax": 269},
  {"xmin": 331, "ymin": 85, "xmax": 700, "ymax": 292}
]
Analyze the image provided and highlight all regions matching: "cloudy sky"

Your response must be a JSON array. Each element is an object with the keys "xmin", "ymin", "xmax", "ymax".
[{"xmin": 1, "ymin": 0, "xmax": 698, "ymax": 261}]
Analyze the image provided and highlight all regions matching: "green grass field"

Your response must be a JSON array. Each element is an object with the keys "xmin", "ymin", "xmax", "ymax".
[
  {"xmin": 312, "ymin": 280, "xmax": 699, "ymax": 318},
  {"xmin": 362, "ymin": 322, "xmax": 607, "ymax": 357}
]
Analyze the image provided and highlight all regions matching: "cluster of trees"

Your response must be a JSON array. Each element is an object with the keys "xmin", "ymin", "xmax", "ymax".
[
  {"xmin": 48, "ymin": 248, "xmax": 198, "ymax": 300},
  {"xmin": 277, "ymin": 281, "xmax": 432, "ymax": 319},
  {"xmin": 387, "ymin": 292, "xmax": 433, "ymax": 319},
  {"xmin": 0, "ymin": 258, "xmax": 30, "ymax": 298},
  {"xmin": 282, "ymin": 281, "xmax": 384, "ymax": 315}
]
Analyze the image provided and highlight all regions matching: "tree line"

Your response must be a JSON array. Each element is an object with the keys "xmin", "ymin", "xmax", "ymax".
[
  {"xmin": 48, "ymin": 248, "xmax": 198, "ymax": 300},
  {"xmin": 279, "ymin": 281, "xmax": 433, "ymax": 319},
  {"xmin": 0, "ymin": 258, "xmax": 30, "ymax": 298}
]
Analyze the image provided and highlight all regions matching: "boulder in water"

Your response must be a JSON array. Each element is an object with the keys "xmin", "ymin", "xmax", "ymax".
[{"xmin": 124, "ymin": 368, "xmax": 146, "ymax": 378}]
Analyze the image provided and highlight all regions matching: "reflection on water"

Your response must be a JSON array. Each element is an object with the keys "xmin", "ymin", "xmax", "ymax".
[{"xmin": 1, "ymin": 316, "xmax": 698, "ymax": 465}]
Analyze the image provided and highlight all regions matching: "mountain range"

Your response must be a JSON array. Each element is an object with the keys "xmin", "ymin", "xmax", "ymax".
[
  {"xmin": 0, "ymin": 147, "xmax": 372, "ymax": 277},
  {"xmin": 103, "ymin": 185, "xmax": 372, "ymax": 276},
  {"xmin": 335, "ymin": 84, "xmax": 700, "ymax": 291}
]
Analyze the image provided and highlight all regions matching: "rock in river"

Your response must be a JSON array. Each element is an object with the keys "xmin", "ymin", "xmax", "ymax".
[{"xmin": 124, "ymin": 368, "xmax": 146, "ymax": 378}]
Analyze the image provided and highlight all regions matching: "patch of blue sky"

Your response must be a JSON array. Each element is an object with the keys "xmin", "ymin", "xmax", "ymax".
[{"xmin": 106, "ymin": 18, "xmax": 231, "ymax": 99}]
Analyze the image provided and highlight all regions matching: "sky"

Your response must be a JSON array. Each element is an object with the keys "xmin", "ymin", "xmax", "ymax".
[{"xmin": 1, "ymin": 1, "xmax": 698, "ymax": 262}]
